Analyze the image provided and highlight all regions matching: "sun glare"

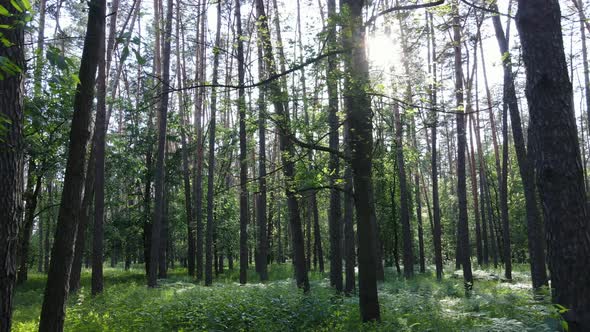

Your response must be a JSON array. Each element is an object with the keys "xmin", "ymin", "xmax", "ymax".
[{"xmin": 366, "ymin": 31, "xmax": 402, "ymax": 72}]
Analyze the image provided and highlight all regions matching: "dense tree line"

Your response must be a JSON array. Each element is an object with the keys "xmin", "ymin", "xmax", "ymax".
[{"xmin": 1, "ymin": 0, "xmax": 590, "ymax": 330}]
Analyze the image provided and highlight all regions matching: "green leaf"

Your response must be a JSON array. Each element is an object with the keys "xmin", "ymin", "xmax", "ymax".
[
  {"xmin": 20, "ymin": 0, "xmax": 31, "ymax": 11},
  {"xmin": 120, "ymin": 45, "xmax": 129, "ymax": 64},
  {"xmin": 10, "ymin": 0, "xmax": 22, "ymax": 13},
  {"xmin": 0, "ymin": 4, "xmax": 10, "ymax": 16}
]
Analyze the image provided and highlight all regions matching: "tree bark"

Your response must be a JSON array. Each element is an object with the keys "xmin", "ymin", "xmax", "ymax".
[
  {"xmin": 394, "ymin": 103, "xmax": 414, "ymax": 279},
  {"xmin": 38, "ymin": 0, "xmax": 105, "ymax": 328},
  {"xmin": 256, "ymin": 0, "xmax": 309, "ymax": 292},
  {"xmin": 0, "ymin": 0, "xmax": 25, "ymax": 326},
  {"xmin": 516, "ymin": 2, "xmax": 590, "ymax": 329},
  {"xmin": 236, "ymin": 0, "xmax": 252, "ymax": 284},
  {"xmin": 340, "ymin": 0, "xmax": 380, "ymax": 321},
  {"xmin": 205, "ymin": 0, "xmax": 222, "ymax": 286},
  {"xmin": 452, "ymin": 0, "xmax": 473, "ymax": 293},
  {"xmin": 147, "ymin": 0, "xmax": 173, "ymax": 288}
]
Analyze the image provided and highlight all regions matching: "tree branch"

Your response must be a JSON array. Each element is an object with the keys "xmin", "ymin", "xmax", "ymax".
[{"xmin": 365, "ymin": 0, "xmax": 445, "ymax": 27}]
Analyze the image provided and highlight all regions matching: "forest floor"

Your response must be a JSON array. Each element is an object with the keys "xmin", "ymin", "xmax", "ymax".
[{"xmin": 12, "ymin": 264, "xmax": 562, "ymax": 331}]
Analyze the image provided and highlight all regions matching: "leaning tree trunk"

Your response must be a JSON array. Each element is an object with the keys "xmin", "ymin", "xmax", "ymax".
[
  {"xmin": 340, "ymin": 0, "xmax": 380, "ymax": 321},
  {"xmin": 516, "ymin": 2, "xmax": 590, "ymax": 329},
  {"xmin": 38, "ymin": 0, "xmax": 105, "ymax": 328},
  {"xmin": 0, "ymin": 0, "xmax": 25, "ymax": 327}
]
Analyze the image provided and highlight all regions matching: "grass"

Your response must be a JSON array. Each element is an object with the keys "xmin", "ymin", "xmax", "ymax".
[{"xmin": 12, "ymin": 264, "xmax": 563, "ymax": 331}]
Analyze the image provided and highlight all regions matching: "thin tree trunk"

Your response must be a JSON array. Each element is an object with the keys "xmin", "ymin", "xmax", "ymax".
[
  {"xmin": 193, "ymin": 0, "xmax": 206, "ymax": 282},
  {"xmin": 452, "ymin": 0, "xmax": 473, "ymax": 293},
  {"xmin": 148, "ymin": 0, "xmax": 173, "ymax": 288},
  {"xmin": 491, "ymin": 5, "xmax": 547, "ymax": 286},
  {"xmin": 205, "ymin": 0, "xmax": 222, "ymax": 286},
  {"xmin": 92, "ymin": 15, "xmax": 107, "ymax": 295},
  {"xmin": 38, "ymin": 0, "xmax": 105, "ymax": 328},
  {"xmin": 394, "ymin": 103, "xmax": 414, "ymax": 279},
  {"xmin": 17, "ymin": 162, "xmax": 42, "ymax": 285},
  {"xmin": 236, "ymin": 0, "xmax": 252, "ymax": 284},
  {"xmin": 427, "ymin": 12, "xmax": 443, "ymax": 281},
  {"xmin": 176, "ymin": 8, "xmax": 195, "ymax": 278},
  {"xmin": 256, "ymin": 0, "xmax": 309, "ymax": 292}
]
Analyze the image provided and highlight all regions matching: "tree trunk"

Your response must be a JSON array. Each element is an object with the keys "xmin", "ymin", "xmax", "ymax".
[
  {"xmin": 256, "ymin": 0, "xmax": 309, "ymax": 292},
  {"xmin": 394, "ymin": 103, "xmax": 414, "ymax": 279},
  {"xmin": 343, "ymin": 117, "xmax": 356, "ymax": 294},
  {"xmin": 205, "ymin": 0, "xmax": 222, "ymax": 286},
  {"xmin": 147, "ymin": 0, "xmax": 173, "ymax": 288},
  {"xmin": 17, "ymin": 162, "xmax": 42, "ymax": 285},
  {"xmin": 516, "ymin": 2, "xmax": 590, "ymax": 328},
  {"xmin": 427, "ymin": 12, "xmax": 443, "ymax": 281},
  {"xmin": 92, "ymin": 57, "xmax": 107, "ymax": 293},
  {"xmin": 452, "ymin": 0, "xmax": 473, "ymax": 293},
  {"xmin": 491, "ymin": 3, "xmax": 548, "ymax": 288},
  {"xmin": 193, "ymin": 0, "xmax": 206, "ymax": 282},
  {"xmin": 325, "ymin": 0, "xmax": 342, "ymax": 290},
  {"xmin": 340, "ymin": 0, "xmax": 380, "ymax": 321},
  {"xmin": 0, "ymin": 0, "xmax": 25, "ymax": 326},
  {"xmin": 176, "ymin": 8, "xmax": 195, "ymax": 278},
  {"xmin": 235, "ymin": 0, "xmax": 251, "ymax": 284},
  {"xmin": 39, "ymin": 0, "xmax": 105, "ymax": 328}
]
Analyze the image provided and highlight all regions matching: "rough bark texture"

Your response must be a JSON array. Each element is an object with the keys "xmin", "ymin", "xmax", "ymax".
[
  {"xmin": 343, "ymin": 119, "xmax": 356, "ymax": 295},
  {"xmin": 340, "ymin": 0, "xmax": 380, "ymax": 321},
  {"xmin": 0, "ymin": 0, "xmax": 25, "ymax": 327},
  {"xmin": 516, "ymin": 2, "xmax": 590, "ymax": 329},
  {"xmin": 38, "ymin": 0, "xmax": 105, "ymax": 328}
]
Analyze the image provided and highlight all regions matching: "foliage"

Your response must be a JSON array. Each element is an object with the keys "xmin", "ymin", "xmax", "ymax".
[{"xmin": 12, "ymin": 265, "xmax": 561, "ymax": 332}]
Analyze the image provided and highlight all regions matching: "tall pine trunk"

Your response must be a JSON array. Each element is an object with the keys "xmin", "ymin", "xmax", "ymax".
[
  {"xmin": 148, "ymin": 0, "xmax": 173, "ymax": 288},
  {"xmin": 516, "ymin": 2, "xmax": 590, "ymax": 328},
  {"xmin": 340, "ymin": 0, "xmax": 380, "ymax": 321},
  {"xmin": 38, "ymin": 0, "xmax": 105, "ymax": 327}
]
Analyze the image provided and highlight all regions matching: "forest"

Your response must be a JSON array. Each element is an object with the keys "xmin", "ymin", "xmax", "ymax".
[{"xmin": 1, "ymin": 0, "xmax": 590, "ymax": 330}]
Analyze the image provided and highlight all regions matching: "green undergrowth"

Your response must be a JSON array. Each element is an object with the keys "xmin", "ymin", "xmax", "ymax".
[{"xmin": 12, "ymin": 264, "xmax": 562, "ymax": 331}]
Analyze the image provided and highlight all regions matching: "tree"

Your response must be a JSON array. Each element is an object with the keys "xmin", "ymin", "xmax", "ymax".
[
  {"xmin": 38, "ymin": 0, "xmax": 106, "ymax": 328},
  {"xmin": 255, "ymin": 0, "xmax": 309, "ymax": 292},
  {"xmin": 340, "ymin": 0, "xmax": 380, "ymax": 321},
  {"xmin": 0, "ymin": 0, "xmax": 25, "ymax": 328},
  {"xmin": 148, "ymin": 0, "xmax": 173, "ymax": 288},
  {"xmin": 326, "ymin": 0, "xmax": 343, "ymax": 290},
  {"xmin": 394, "ymin": 102, "xmax": 414, "ymax": 279},
  {"xmin": 205, "ymin": 0, "xmax": 222, "ymax": 286},
  {"xmin": 516, "ymin": 1, "xmax": 590, "ymax": 329},
  {"xmin": 236, "ymin": 0, "xmax": 252, "ymax": 284},
  {"xmin": 452, "ymin": 0, "xmax": 473, "ymax": 293}
]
